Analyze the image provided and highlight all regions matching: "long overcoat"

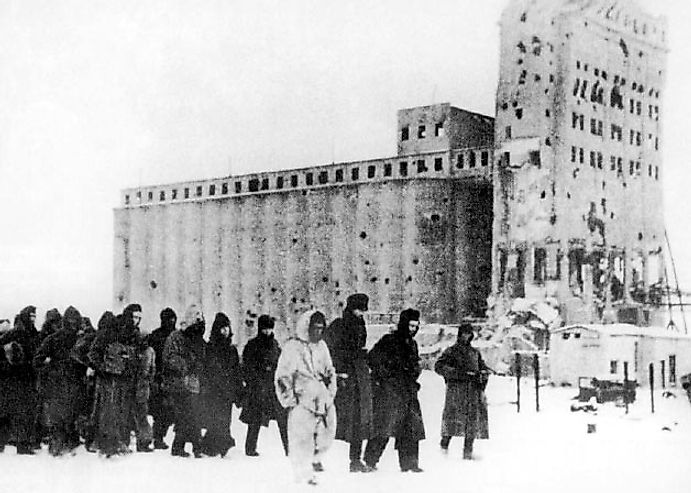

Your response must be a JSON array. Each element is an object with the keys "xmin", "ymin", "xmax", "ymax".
[
  {"xmin": 434, "ymin": 342, "xmax": 489, "ymax": 439},
  {"xmin": 88, "ymin": 316, "xmax": 141, "ymax": 454},
  {"xmin": 324, "ymin": 311, "xmax": 373, "ymax": 442},
  {"xmin": 367, "ymin": 331, "xmax": 425, "ymax": 443},
  {"xmin": 240, "ymin": 334, "xmax": 286, "ymax": 426},
  {"xmin": 33, "ymin": 307, "xmax": 86, "ymax": 434}
]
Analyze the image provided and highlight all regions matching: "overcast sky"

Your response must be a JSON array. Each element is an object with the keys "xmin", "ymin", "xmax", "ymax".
[{"xmin": 0, "ymin": 0, "xmax": 687, "ymax": 323}]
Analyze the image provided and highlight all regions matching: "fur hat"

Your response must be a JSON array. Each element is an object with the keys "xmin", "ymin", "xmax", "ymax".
[
  {"xmin": 346, "ymin": 293, "xmax": 369, "ymax": 312},
  {"xmin": 258, "ymin": 314, "xmax": 275, "ymax": 330}
]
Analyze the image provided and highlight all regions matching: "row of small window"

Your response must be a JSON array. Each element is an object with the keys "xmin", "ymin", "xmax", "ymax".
[
  {"xmin": 575, "ymin": 62, "xmax": 661, "ymax": 92},
  {"xmin": 515, "ymin": 36, "xmax": 552, "ymax": 57},
  {"xmin": 400, "ymin": 122, "xmax": 444, "ymax": 141},
  {"xmin": 570, "ymin": 146, "xmax": 660, "ymax": 179},
  {"xmin": 517, "ymin": 69, "xmax": 555, "ymax": 86},
  {"xmin": 123, "ymin": 158, "xmax": 453, "ymax": 205},
  {"xmin": 456, "ymin": 150, "xmax": 490, "ymax": 169},
  {"xmin": 570, "ymin": 113, "xmax": 659, "ymax": 149},
  {"xmin": 573, "ymin": 78, "xmax": 661, "ymax": 117}
]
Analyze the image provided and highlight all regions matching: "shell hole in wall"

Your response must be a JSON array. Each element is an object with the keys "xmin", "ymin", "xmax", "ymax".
[
  {"xmin": 406, "ymin": 276, "xmax": 413, "ymax": 282},
  {"xmin": 335, "ymin": 281, "xmax": 340, "ymax": 288},
  {"xmin": 322, "ymin": 277, "xmax": 329, "ymax": 283},
  {"xmin": 150, "ymin": 280, "xmax": 157, "ymax": 289},
  {"xmin": 360, "ymin": 232, "xmax": 367, "ymax": 239},
  {"xmin": 364, "ymin": 260, "xmax": 370, "ymax": 266},
  {"xmin": 638, "ymin": 233, "xmax": 643, "ymax": 241},
  {"xmin": 271, "ymin": 287, "xmax": 277, "ymax": 293},
  {"xmin": 370, "ymin": 277, "xmax": 378, "ymax": 283},
  {"xmin": 412, "ymin": 258, "xmax": 420, "ymax": 265},
  {"xmin": 292, "ymin": 238, "xmax": 298, "ymax": 244},
  {"xmin": 300, "ymin": 298, "xmax": 306, "ymax": 303},
  {"xmin": 291, "ymin": 297, "xmax": 297, "ymax": 303},
  {"xmin": 431, "ymin": 214, "xmax": 441, "ymax": 222},
  {"xmin": 384, "ymin": 278, "xmax": 390, "ymax": 285}
]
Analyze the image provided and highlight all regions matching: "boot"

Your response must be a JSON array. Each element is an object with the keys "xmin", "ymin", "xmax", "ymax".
[{"xmin": 153, "ymin": 439, "xmax": 169, "ymax": 450}]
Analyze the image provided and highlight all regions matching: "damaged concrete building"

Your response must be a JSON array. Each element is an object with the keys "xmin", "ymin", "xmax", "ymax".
[
  {"xmin": 114, "ymin": 104, "xmax": 494, "ymax": 336},
  {"xmin": 114, "ymin": 0, "xmax": 669, "ymax": 337},
  {"xmin": 492, "ymin": 0, "xmax": 667, "ymax": 326}
]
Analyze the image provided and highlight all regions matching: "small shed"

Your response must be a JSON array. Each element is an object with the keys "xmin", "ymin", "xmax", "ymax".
[{"xmin": 550, "ymin": 323, "xmax": 691, "ymax": 387}]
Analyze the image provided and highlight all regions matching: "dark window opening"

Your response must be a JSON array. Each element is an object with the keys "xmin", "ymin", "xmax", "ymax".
[
  {"xmin": 481, "ymin": 152, "xmax": 489, "ymax": 167},
  {"xmin": 417, "ymin": 125, "xmax": 426, "ymax": 138},
  {"xmin": 457, "ymin": 154, "xmax": 465, "ymax": 169},
  {"xmin": 147, "ymin": 191, "xmax": 153, "ymax": 201},
  {"xmin": 434, "ymin": 122, "xmax": 444, "ymax": 137},
  {"xmin": 196, "ymin": 186, "xmax": 202, "ymax": 197},
  {"xmin": 335, "ymin": 169, "xmax": 344, "ymax": 182},
  {"xmin": 505, "ymin": 126, "xmax": 512, "ymax": 139},
  {"xmin": 261, "ymin": 178, "xmax": 269, "ymax": 190},
  {"xmin": 184, "ymin": 188, "xmax": 190, "ymax": 199},
  {"xmin": 221, "ymin": 183, "xmax": 228, "ymax": 195},
  {"xmin": 351, "ymin": 168, "xmax": 359, "ymax": 180},
  {"xmin": 209, "ymin": 184, "xmax": 216, "ymax": 196},
  {"xmin": 124, "ymin": 195, "xmax": 130, "ymax": 205},
  {"xmin": 172, "ymin": 189, "xmax": 178, "ymax": 200},
  {"xmin": 469, "ymin": 152, "xmax": 476, "ymax": 168},
  {"xmin": 367, "ymin": 166, "xmax": 376, "ymax": 179},
  {"xmin": 318, "ymin": 171, "xmax": 328, "ymax": 184},
  {"xmin": 515, "ymin": 108, "xmax": 523, "ymax": 119},
  {"xmin": 434, "ymin": 157, "xmax": 443, "ymax": 171},
  {"xmin": 399, "ymin": 161, "xmax": 408, "ymax": 177},
  {"xmin": 290, "ymin": 175, "xmax": 298, "ymax": 187},
  {"xmin": 417, "ymin": 159, "xmax": 428, "ymax": 173},
  {"xmin": 248, "ymin": 179, "xmax": 259, "ymax": 192},
  {"xmin": 529, "ymin": 150, "xmax": 541, "ymax": 167},
  {"xmin": 276, "ymin": 177, "xmax": 284, "ymax": 189},
  {"xmin": 234, "ymin": 182, "xmax": 241, "ymax": 193},
  {"xmin": 534, "ymin": 248, "xmax": 547, "ymax": 283},
  {"xmin": 384, "ymin": 163, "xmax": 392, "ymax": 177},
  {"xmin": 401, "ymin": 126, "xmax": 409, "ymax": 141},
  {"xmin": 305, "ymin": 173, "xmax": 314, "ymax": 186}
]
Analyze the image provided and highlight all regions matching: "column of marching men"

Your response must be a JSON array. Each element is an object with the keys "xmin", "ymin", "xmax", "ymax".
[{"xmin": 0, "ymin": 295, "xmax": 492, "ymax": 486}]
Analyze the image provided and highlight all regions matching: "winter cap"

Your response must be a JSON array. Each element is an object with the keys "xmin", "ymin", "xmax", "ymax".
[
  {"xmin": 212, "ymin": 312, "xmax": 231, "ymax": 331},
  {"xmin": 457, "ymin": 323, "xmax": 475, "ymax": 342},
  {"xmin": 123, "ymin": 304, "xmax": 142, "ymax": 317},
  {"xmin": 160, "ymin": 307, "xmax": 177, "ymax": 323},
  {"xmin": 258, "ymin": 314, "xmax": 275, "ymax": 330},
  {"xmin": 346, "ymin": 293, "xmax": 369, "ymax": 312},
  {"xmin": 44, "ymin": 309, "xmax": 62, "ymax": 324},
  {"xmin": 97, "ymin": 311, "xmax": 117, "ymax": 332},
  {"xmin": 397, "ymin": 308, "xmax": 420, "ymax": 331},
  {"xmin": 63, "ymin": 306, "xmax": 82, "ymax": 331}
]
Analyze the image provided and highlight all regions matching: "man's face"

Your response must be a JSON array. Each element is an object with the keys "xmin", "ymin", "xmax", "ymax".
[
  {"xmin": 460, "ymin": 331, "xmax": 473, "ymax": 343},
  {"xmin": 29, "ymin": 313, "xmax": 36, "ymax": 324},
  {"xmin": 220, "ymin": 325, "xmax": 231, "ymax": 339},
  {"xmin": 132, "ymin": 311, "xmax": 142, "ymax": 328},
  {"xmin": 352, "ymin": 308, "xmax": 365, "ymax": 319},
  {"xmin": 308, "ymin": 321, "xmax": 326, "ymax": 343},
  {"xmin": 408, "ymin": 320, "xmax": 420, "ymax": 337},
  {"xmin": 260, "ymin": 327, "xmax": 274, "ymax": 337}
]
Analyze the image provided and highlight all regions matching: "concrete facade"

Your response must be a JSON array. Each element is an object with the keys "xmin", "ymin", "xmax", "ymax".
[
  {"xmin": 114, "ymin": 104, "xmax": 494, "ymax": 339},
  {"xmin": 492, "ymin": 0, "xmax": 667, "ymax": 324}
]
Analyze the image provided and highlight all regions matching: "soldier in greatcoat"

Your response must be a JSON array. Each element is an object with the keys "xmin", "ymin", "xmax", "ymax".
[
  {"xmin": 363, "ymin": 309, "xmax": 426, "ymax": 472},
  {"xmin": 434, "ymin": 323, "xmax": 490, "ymax": 459},
  {"xmin": 240, "ymin": 314, "xmax": 288, "ymax": 456},
  {"xmin": 88, "ymin": 305, "xmax": 142, "ymax": 457},
  {"xmin": 323, "ymin": 293, "xmax": 373, "ymax": 472},
  {"xmin": 33, "ymin": 306, "xmax": 87, "ymax": 456},
  {"xmin": 162, "ymin": 304, "xmax": 206, "ymax": 457}
]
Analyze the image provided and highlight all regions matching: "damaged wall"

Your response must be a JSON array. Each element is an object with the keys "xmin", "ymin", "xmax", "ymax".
[{"xmin": 493, "ymin": 0, "xmax": 668, "ymax": 324}]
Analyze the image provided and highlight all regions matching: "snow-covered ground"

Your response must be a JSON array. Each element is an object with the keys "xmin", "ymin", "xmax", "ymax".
[{"xmin": 1, "ymin": 372, "xmax": 689, "ymax": 493}]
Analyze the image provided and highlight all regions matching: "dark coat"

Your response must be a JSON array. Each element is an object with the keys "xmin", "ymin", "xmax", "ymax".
[
  {"xmin": 0, "ymin": 307, "xmax": 40, "ymax": 445},
  {"xmin": 33, "ymin": 309, "xmax": 87, "ymax": 430},
  {"xmin": 367, "ymin": 330, "xmax": 425, "ymax": 442},
  {"xmin": 145, "ymin": 323, "xmax": 175, "ymax": 415},
  {"xmin": 239, "ymin": 333, "xmax": 286, "ymax": 426},
  {"xmin": 324, "ymin": 310, "xmax": 373, "ymax": 441},
  {"xmin": 88, "ymin": 314, "xmax": 141, "ymax": 454},
  {"xmin": 162, "ymin": 327, "xmax": 206, "ymax": 395},
  {"xmin": 434, "ymin": 341, "xmax": 489, "ymax": 439}
]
